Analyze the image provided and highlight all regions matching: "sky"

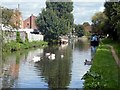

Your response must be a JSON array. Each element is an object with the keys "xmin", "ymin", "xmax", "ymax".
[{"xmin": 1, "ymin": 0, "xmax": 105, "ymax": 24}]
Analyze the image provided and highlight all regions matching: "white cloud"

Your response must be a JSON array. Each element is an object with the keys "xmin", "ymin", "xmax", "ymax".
[{"xmin": 73, "ymin": 2, "xmax": 105, "ymax": 24}]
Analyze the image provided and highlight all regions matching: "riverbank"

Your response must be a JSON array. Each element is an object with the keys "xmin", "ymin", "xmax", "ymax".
[
  {"xmin": 3, "ymin": 41, "xmax": 48, "ymax": 52},
  {"xmin": 83, "ymin": 38, "xmax": 120, "ymax": 89},
  {"xmin": 102, "ymin": 38, "xmax": 120, "ymax": 59}
]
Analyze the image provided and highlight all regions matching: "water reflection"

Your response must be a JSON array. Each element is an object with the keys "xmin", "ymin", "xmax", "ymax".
[
  {"xmin": 35, "ymin": 44, "xmax": 72, "ymax": 88},
  {"xmin": 1, "ymin": 39, "xmax": 91, "ymax": 89},
  {"xmin": 91, "ymin": 46, "xmax": 97, "ymax": 59}
]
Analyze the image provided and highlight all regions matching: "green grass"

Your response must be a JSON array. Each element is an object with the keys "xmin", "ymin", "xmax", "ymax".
[
  {"xmin": 83, "ymin": 44, "xmax": 120, "ymax": 89},
  {"xmin": 102, "ymin": 38, "xmax": 120, "ymax": 59},
  {"xmin": 3, "ymin": 40, "xmax": 48, "ymax": 52}
]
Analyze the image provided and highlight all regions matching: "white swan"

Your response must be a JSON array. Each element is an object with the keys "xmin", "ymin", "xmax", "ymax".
[{"xmin": 32, "ymin": 56, "xmax": 41, "ymax": 62}]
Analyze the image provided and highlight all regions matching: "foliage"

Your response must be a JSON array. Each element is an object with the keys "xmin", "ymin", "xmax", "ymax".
[
  {"xmin": 36, "ymin": 1, "xmax": 73, "ymax": 43},
  {"xmin": 82, "ymin": 22, "xmax": 91, "ymax": 36},
  {"xmin": 3, "ymin": 41, "xmax": 48, "ymax": 52},
  {"xmin": 74, "ymin": 24, "xmax": 84, "ymax": 37},
  {"xmin": 82, "ymin": 71, "xmax": 106, "ymax": 89},
  {"xmin": 16, "ymin": 31, "xmax": 23, "ymax": 43},
  {"xmin": 91, "ymin": 1, "xmax": 120, "ymax": 40},
  {"xmin": 1, "ymin": 6, "xmax": 21, "ymax": 29},
  {"xmin": 1, "ymin": 7, "xmax": 13, "ymax": 27},
  {"xmin": 91, "ymin": 12, "xmax": 108, "ymax": 34},
  {"xmin": 104, "ymin": 1, "xmax": 120, "ymax": 40}
]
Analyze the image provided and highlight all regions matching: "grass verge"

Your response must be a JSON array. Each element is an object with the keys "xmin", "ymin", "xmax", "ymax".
[
  {"xmin": 83, "ymin": 39, "xmax": 120, "ymax": 89},
  {"xmin": 102, "ymin": 38, "xmax": 120, "ymax": 59}
]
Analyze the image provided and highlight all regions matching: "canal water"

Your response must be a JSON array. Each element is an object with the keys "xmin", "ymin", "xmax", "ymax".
[{"xmin": 0, "ymin": 39, "xmax": 92, "ymax": 89}]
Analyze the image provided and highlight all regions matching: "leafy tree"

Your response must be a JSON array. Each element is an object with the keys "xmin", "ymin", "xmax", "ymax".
[
  {"xmin": 91, "ymin": 12, "xmax": 108, "ymax": 34},
  {"xmin": 36, "ymin": 9, "xmax": 60, "ymax": 42},
  {"xmin": 1, "ymin": 7, "xmax": 21, "ymax": 29},
  {"xmin": 104, "ymin": 1, "xmax": 120, "ymax": 40},
  {"xmin": 74, "ymin": 24, "xmax": 84, "ymax": 37},
  {"xmin": 1, "ymin": 7, "xmax": 13, "ymax": 27},
  {"xmin": 36, "ymin": 0, "xmax": 73, "ymax": 43},
  {"xmin": 83, "ymin": 22, "xmax": 91, "ymax": 36}
]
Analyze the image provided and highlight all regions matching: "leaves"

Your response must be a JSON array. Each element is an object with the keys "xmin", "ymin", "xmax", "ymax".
[
  {"xmin": 1, "ymin": 6, "xmax": 21, "ymax": 29},
  {"xmin": 82, "ymin": 71, "xmax": 108, "ymax": 89},
  {"xmin": 104, "ymin": 1, "xmax": 120, "ymax": 40},
  {"xmin": 74, "ymin": 24, "xmax": 84, "ymax": 37},
  {"xmin": 91, "ymin": 12, "xmax": 108, "ymax": 34},
  {"xmin": 1, "ymin": 7, "xmax": 13, "ymax": 27},
  {"xmin": 36, "ymin": 1, "xmax": 73, "ymax": 43}
]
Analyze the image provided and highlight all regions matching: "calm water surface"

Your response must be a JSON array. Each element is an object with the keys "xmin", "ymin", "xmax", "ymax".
[{"xmin": 0, "ymin": 39, "xmax": 91, "ymax": 89}]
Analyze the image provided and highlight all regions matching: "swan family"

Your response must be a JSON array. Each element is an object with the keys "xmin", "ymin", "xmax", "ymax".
[
  {"xmin": 32, "ymin": 53, "xmax": 64, "ymax": 62},
  {"xmin": 45, "ymin": 53, "xmax": 56, "ymax": 60},
  {"xmin": 46, "ymin": 53, "xmax": 64, "ymax": 60},
  {"xmin": 48, "ymin": 53, "xmax": 55, "ymax": 60}
]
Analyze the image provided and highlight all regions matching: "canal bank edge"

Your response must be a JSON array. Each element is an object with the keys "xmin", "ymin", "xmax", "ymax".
[
  {"xmin": 83, "ymin": 38, "xmax": 120, "ymax": 89},
  {"xmin": 3, "ymin": 41, "xmax": 48, "ymax": 53}
]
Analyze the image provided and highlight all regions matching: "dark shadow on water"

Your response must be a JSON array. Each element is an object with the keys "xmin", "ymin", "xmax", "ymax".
[{"xmin": 91, "ymin": 46, "xmax": 97, "ymax": 59}]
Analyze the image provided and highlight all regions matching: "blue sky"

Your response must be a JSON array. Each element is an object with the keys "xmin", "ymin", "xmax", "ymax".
[{"xmin": 1, "ymin": 0, "xmax": 105, "ymax": 24}]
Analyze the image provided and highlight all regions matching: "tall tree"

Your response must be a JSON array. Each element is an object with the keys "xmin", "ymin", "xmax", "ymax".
[
  {"xmin": 36, "ymin": 0, "xmax": 73, "ymax": 43},
  {"xmin": 74, "ymin": 24, "xmax": 84, "ymax": 37},
  {"xmin": 36, "ymin": 9, "xmax": 60, "ymax": 42},
  {"xmin": 104, "ymin": 1, "xmax": 120, "ymax": 40},
  {"xmin": 1, "ymin": 7, "xmax": 21, "ymax": 29},
  {"xmin": 91, "ymin": 12, "xmax": 107, "ymax": 34},
  {"xmin": 83, "ymin": 22, "xmax": 91, "ymax": 36},
  {"xmin": 1, "ymin": 7, "xmax": 13, "ymax": 27}
]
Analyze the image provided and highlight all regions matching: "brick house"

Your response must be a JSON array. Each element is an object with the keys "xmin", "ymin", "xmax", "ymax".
[{"xmin": 23, "ymin": 14, "xmax": 37, "ymax": 29}]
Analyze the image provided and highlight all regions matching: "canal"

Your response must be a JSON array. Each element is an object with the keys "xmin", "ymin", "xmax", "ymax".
[{"xmin": 0, "ymin": 39, "xmax": 91, "ymax": 89}]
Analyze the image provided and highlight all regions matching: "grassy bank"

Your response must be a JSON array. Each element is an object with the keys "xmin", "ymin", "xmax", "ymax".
[
  {"xmin": 3, "ymin": 41, "xmax": 48, "ymax": 52},
  {"xmin": 102, "ymin": 38, "xmax": 120, "ymax": 59},
  {"xmin": 83, "ymin": 39, "xmax": 120, "ymax": 89}
]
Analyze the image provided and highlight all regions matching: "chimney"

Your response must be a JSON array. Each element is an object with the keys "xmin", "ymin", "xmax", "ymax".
[{"xmin": 30, "ymin": 14, "xmax": 33, "ymax": 29}]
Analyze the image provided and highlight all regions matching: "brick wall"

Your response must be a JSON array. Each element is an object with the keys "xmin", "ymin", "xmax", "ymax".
[{"xmin": 23, "ymin": 14, "xmax": 37, "ymax": 29}]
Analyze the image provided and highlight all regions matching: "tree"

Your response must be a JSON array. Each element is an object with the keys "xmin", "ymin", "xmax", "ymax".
[
  {"xmin": 36, "ymin": 9, "xmax": 60, "ymax": 42},
  {"xmin": 1, "ymin": 7, "xmax": 13, "ymax": 27},
  {"xmin": 74, "ymin": 24, "xmax": 84, "ymax": 37},
  {"xmin": 91, "ymin": 12, "xmax": 107, "ymax": 34},
  {"xmin": 1, "ymin": 7, "xmax": 21, "ymax": 29},
  {"xmin": 104, "ymin": 1, "xmax": 120, "ymax": 40},
  {"xmin": 36, "ymin": 0, "xmax": 74, "ymax": 43},
  {"xmin": 83, "ymin": 22, "xmax": 91, "ymax": 36}
]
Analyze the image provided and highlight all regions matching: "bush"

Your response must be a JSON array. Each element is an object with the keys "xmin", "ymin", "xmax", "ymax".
[
  {"xmin": 16, "ymin": 31, "xmax": 23, "ymax": 43},
  {"xmin": 3, "ymin": 40, "xmax": 48, "ymax": 52}
]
